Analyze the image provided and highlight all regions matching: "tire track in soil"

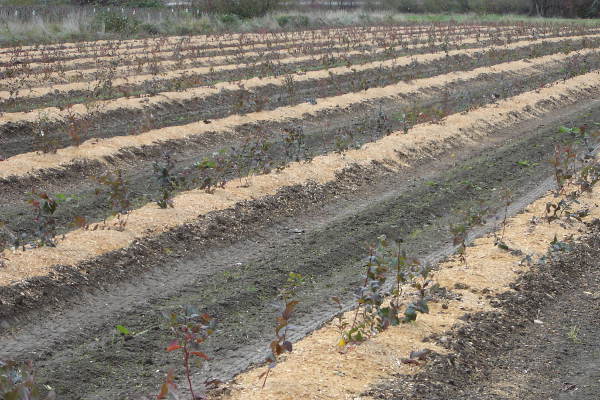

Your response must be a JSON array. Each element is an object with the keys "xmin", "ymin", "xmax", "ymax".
[{"xmin": 2, "ymin": 97, "xmax": 600, "ymax": 399}]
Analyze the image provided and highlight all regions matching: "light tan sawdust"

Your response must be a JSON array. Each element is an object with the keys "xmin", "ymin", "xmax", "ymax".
[
  {"xmin": 0, "ymin": 27, "xmax": 474, "ymax": 89},
  {"xmin": 0, "ymin": 25, "xmax": 499, "ymax": 64},
  {"xmin": 222, "ymin": 163, "xmax": 600, "ymax": 400},
  {"xmin": 2, "ymin": 44, "xmax": 597, "ymax": 179},
  {"xmin": 1, "ymin": 69, "xmax": 599, "ymax": 286},
  {"xmin": 0, "ymin": 26, "xmax": 394, "ymax": 60},
  {"xmin": 0, "ymin": 25, "xmax": 450, "ymax": 57},
  {"xmin": 2, "ymin": 29, "xmax": 586, "ymax": 101},
  {"xmin": 0, "ymin": 29, "xmax": 487, "ymax": 100},
  {"xmin": 2, "ymin": 26, "xmax": 473, "ymax": 74}
]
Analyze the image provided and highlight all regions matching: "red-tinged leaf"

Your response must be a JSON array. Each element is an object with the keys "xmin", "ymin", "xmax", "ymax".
[
  {"xmin": 201, "ymin": 313, "xmax": 212, "ymax": 321},
  {"xmin": 166, "ymin": 340, "xmax": 182, "ymax": 352},
  {"xmin": 282, "ymin": 301, "xmax": 299, "ymax": 319},
  {"xmin": 282, "ymin": 341, "xmax": 293, "ymax": 352},
  {"xmin": 270, "ymin": 340, "xmax": 280, "ymax": 356},
  {"xmin": 157, "ymin": 383, "xmax": 169, "ymax": 399},
  {"xmin": 190, "ymin": 351, "xmax": 210, "ymax": 360}
]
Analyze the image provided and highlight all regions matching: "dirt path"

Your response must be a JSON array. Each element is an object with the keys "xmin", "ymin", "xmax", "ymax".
[{"xmin": 1, "ymin": 91, "xmax": 599, "ymax": 398}]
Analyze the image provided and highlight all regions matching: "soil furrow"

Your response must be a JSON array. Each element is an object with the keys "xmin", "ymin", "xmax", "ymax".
[
  {"xmin": 2, "ymin": 41, "xmax": 598, "ymax": 180},
  {"xmin": 1, "ymin": 67, "xmax": 600, "ymax": 287},
  {"xmin": 1, "ymin": 92, "xmax": 598, "ymax": 400},
  {"xmin": 0, "ymin": 28, "xmax": 530, "ymax": 103},
  {"xmin": 0, "ymin": 46, "xmax": 597, "ymax": 244}
]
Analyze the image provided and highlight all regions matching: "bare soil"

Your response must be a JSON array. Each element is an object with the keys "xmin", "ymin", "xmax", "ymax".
[
  {"xmin": 367, "ymin": 220, "xmax": 600, "ymax": 400},
  {"xmin": 1, "ymin": 94, "xmax": 599, "ymax": 399},
  {"xmin": 1, "ymin": 52, "xmax": 597, "ymax": 246}
]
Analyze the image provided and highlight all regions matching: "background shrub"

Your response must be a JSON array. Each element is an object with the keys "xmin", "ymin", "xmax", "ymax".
[{"xmin": 96, "ymin": 11, "xmax": 141, "ymax": 34}]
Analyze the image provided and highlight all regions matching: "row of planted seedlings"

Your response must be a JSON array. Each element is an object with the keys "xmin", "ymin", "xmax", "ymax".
[
  {"xmin": 4, "ymin": 34, "xmax": 599, "ymax": 161},
  {"xmin": 0, "ymin": 31, "xmax": 489, "ymax": 105},
  {"xmin": 5, "ymin": 25, "xmax": 599, "ymax": 112},
  {"xmin": 6, "ymin": 121, "xmax": 600, "ymax": 400},
  {"xmin": 0, "ymin": 24, "xmax": 525, "ymax": 101},
  {"xmin": 2, "ymin": 34, "xmax": 598, "ymax": 184},
  {"xmin": 0, "ymin": 22, "xmax": 517, "ymax": 67},
  {"xmin": 0, "ymin": 25, "xmax": 448, "ymax": 60},
  {"xmin": 3, "ymin": 34, "xmax": 599, "ymax": 396},
  {"xmin": 7, "ymin": 20, "xmax": 596, "ymax": 70},
  {"xmin": 0, "ymin": 22, "xmax": 575, "ymax": 97},
  {"xmin": 0, "ymin": 31, "xmax": 473, "ymax": 101},
  {"xmin": 2, "ymin": 45, "xmax": 599, "ymax": 257},
  {"xmin": 3, "ymin": 20, "xmax": 588, "ymax": 90},
  {"xmin": 4, "ymin": 22, "xmax": 593, "ymax": 92},
  {"xmin": 4, "ymin": 19, "xmax": 595, "ymax": 64},
  {"xmin": 0, "ymin": 230, "xmax": 439, "ymax": 399},
  {"xmin": 0, "ymin": 18, "xmax": 582, "ymax": 59},
  {"xmin": 0, "ymin": 24, "xmax": 494, "ymax": 79}
]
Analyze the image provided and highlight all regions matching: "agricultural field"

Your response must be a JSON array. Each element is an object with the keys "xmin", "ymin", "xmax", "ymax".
[{"xmin": 2, "ymin": 19, "xmax": 600, "ymax": 399}]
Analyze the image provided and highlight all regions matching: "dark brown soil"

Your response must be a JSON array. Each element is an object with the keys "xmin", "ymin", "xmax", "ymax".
[
  {"xmin": 2, "ymin": 51, "xmax": 599, "ymax": 247},
  {"xmin": 2, "ymin": 34, "xmax": 595, "ymax": 131},
  {"xmin": 1, "ymin": 94, "xmax": 598, "ymax": 399},
  {"xmin": 366, "ymin": 220, "xmax": 600, "ymax": 400},
  {"xmin": 0, "ymin": 25, "xmax": 517, "ymax": 72},
  {"xmin": 3, "ymin": 24, "xmax": 600, "ymax": 400}
]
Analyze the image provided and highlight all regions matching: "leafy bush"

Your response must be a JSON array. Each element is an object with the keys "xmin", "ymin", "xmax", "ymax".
[
  {"xmin": 384, "ymin": 0, "xmax": 425, "ymax": 12},
  {"xmin": 96, "ymin": 12, "xmax": 142, "ymax": 34},
  {"xmin": 219, "ymin": 13, "xmax": 240, "ymax": 25},
  {"xmin": 383, "ymin": 0, "xmax": 565, "ymax": 15},
  {"xmin": 276, "ymin": 15, "xmax": 310, "ymax": 28},
  {"xmin": 423, "ymin": 0, "xmax": 469, "ymax": 12},
  {"xmin": 74, "ymin": 0, "xmax": 163, "ymax": 6},
  {"xmin": 209, "ymin": 0, "xmax": 281, "ymax": 18},
  {"xmin": 140, "ymin": 22, "xmax": 162, "ymax": 35},
  {"xmin": 468, "ymin": 0, "xmax": 530, "ymax": 14}
]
